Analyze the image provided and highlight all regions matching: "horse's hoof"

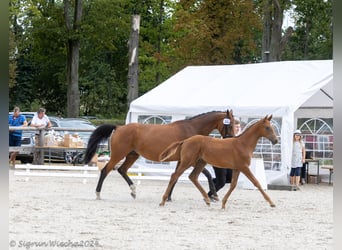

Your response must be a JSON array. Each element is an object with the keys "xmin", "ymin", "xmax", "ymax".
[
  {"xmin": 203, "ymin": 199, "xmax": 210, "ymax": 206},
  {"xmin": 167, "ymin": 198, "xmax": 172, "ymax": 202},
  {"xmin": 129, "ymin": 184, "xmax": 136, "ymax": 199},
  {"xmin": 95, "ymin": 192, "xmax": 101, "ymax": 200},
  {"xmin": 210, "ymin": 195, "xmax": 219, "ymax": 202},
  {"xmin": 159, "ymin": 202, "xmax": 165, "ymax": 206},
  {"xmin": 270, "ymin": 204, "xmax": 276, "ymax": 207}
]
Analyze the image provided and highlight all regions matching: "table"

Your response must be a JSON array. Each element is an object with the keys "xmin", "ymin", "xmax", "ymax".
[
  {"xmin": 36, "ymin": 146, "xmax": 86, "ymax": 164},
  {"xmin": 305, "ymin": 159, "xmax": 320, "ymax": 184},
  {"xmin": 321, "ymin": 165, "xmax": 333, "ymax": 184}
]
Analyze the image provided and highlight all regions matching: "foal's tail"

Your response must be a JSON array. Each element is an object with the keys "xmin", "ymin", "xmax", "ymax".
[
  {"xmin": 84, "ymin": 124, "xmax": 116, "ymax": 164},
  {"xmin": 159, "ymin": 141, "xmax": 183, "ymax": 162}
]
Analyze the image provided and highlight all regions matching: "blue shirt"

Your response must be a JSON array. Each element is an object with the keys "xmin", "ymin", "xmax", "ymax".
[{"xmin": 9, "ymin": 114, "xmax": 26, "ymax": 137}]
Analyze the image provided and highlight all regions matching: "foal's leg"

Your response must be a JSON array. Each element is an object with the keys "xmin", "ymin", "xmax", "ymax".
[
  {"xmin": 221, "ymin": 169, "xmax": 240, "ymax": 209},
  {"xmin": 242, "ymin": 168, "xmax": 275, "ymax": 207},
  {"xmin": 117, "ymin": 151, "xmax": 140, "ymax": 199},
  {"xmin": 160, "ymin": 161, "xmax": 188, "ymax": 206},
  {"xmin": 167, "ymin": 159, "xmax": 215, "ymax": 201},
  {"xmin": 188, "ymin": 163, "xmax": 211, "ymax": 206},
  {"xmin": 201, "ymin": 167, "xmax": 219, "ymax": 201}
]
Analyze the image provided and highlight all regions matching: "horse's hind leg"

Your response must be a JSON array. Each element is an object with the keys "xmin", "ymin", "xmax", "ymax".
[
  {"xmin": 95, "ymin": 162, "xmax": 113, "ymax": 200},
  {"xmin": 167, "ymin": 181, "xmax": 178, "ymax": 201},
  {"xmin": 242, "ymin": 168, "xmax": 275, "ymax": 207},
  {"xmin": 160, "ymin": 161, "xmax": 188, "ymax": 206},
  {"xmin": 221, "ymin": 169, "xmax": 240, "ymax": 209},
  {"xmin": 201, "ymin": 167, "xmax": 219, "ymax": 201},
  {"xmin": 188, "ymin": 163, "xmax": 211, "ymax": 206},
  {"xmin": 117, "ymin": 151, "xmax": 140, "ymax": 199},
  {"xmin": 167, "ymin": 159, "xmax": 213, "ymax": 202}
]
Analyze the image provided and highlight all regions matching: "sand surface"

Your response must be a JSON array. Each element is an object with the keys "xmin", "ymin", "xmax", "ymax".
[{"xmin": 9, "ymin": 169, "xmax": 333, "ymax": 250}]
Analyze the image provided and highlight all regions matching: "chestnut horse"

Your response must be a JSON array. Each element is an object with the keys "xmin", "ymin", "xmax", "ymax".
[
  {"xmin": 159, "ymin": 115, "xmax": 278, "ymax": 209},
  {"xmin": 84, "ymin": 110, "xmax": 234, "ymax": 200}
]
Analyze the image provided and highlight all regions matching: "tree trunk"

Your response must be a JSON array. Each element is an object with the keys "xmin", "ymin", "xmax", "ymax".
[
  {"xmin": 127, "ymin": 15, "xmax": 140, "ymax": 106},
  {"xmin": 262, "ymin": 0, "xmax": 271, "ymax": 62},
  {"xmin": 262, "ymin": 0, "xmax": 292, "ymax": 62},
  {"xmin": 64, "ymin": 0, "xmax": 82, "ymax": 117}
]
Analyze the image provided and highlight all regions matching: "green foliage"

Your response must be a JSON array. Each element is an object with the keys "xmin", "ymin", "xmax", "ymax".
[
  {"xmin": 282, "ymin": 0, "xmax": 332, "ymax": 60},
  {"xmin": 9, "ymin": 0, "xmax": 333, "ymax": 118},
  {"xmin": 170, "ymin": 0, "xmax": 262, "ymax": 68}
]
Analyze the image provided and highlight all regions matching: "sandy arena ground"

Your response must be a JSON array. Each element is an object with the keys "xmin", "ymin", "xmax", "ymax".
[{"xmin": 9, "ymin": 168, "xmax": 333, "ymax": 250}]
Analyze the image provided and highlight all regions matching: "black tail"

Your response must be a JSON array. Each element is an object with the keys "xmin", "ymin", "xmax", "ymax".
[{"xmin": 84, "ymin": 124, "xmax": 116, "ymax": 164}]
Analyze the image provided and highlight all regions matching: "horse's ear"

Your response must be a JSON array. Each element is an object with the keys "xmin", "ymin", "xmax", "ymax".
[{"xmin": 267, "ymin": 115, "xmax": 273, "ymax": 121}]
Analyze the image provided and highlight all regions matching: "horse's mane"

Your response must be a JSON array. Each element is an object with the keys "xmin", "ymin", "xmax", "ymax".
[
  {"xmin": 186, "ymin": 111, "xmax": 223, "ymax": 120},
  {"xmin": 235, "ymin": 117, "xmax": 263, "ymax": 138}
]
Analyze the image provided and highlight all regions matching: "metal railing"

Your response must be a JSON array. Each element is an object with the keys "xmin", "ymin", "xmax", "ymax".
[{"xmin": 9, "ymin": 126, "xmax": 96, "ymax": 164}]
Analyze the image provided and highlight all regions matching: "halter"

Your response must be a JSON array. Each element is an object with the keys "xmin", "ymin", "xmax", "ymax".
[{"xmin": 221, "ymin": 110, "xmax": 233, "ymax": 139}]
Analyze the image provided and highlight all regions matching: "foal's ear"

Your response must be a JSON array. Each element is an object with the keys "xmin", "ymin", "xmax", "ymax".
[{"xmin": 267, "ymin": 115, "xmax": 273, "ymax": 120}]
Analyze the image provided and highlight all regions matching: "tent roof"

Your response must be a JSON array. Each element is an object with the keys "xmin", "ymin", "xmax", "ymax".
[{"xmin": 128, "ymin": 60, "xmax": 333, "ymax": 118}]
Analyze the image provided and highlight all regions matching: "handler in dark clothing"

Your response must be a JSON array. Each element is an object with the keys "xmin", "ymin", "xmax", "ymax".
[{"xmin": 208, "ymin": 119, "xmax": 241, "ymax": 200}]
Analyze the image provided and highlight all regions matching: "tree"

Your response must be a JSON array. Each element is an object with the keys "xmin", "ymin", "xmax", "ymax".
[
  {"xmin": 282, "ymin": 0, "xmax": 332, "ymax": 60},
  {"xmin": 64, "ymin": 0, "xmax": 82, "ymax": 117},
  {"xmin": 127, "ymin": 15, "xmax": 140, "ymax": 106},
  {"xmin": 260, "ymin": 0, "xmax": 292, "ymax": 62},
  {"xmin": 170, "ymin": 0, "xmax": 262, "ymax": 68}
]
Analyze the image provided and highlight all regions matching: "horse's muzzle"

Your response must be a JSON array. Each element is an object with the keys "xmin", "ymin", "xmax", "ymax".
[{"xmin": 271, "ymin": 138, "xmax": 279, "ymax": 145}]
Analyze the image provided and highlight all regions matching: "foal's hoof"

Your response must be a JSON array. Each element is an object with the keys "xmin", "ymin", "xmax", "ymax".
[
  {"xmin": 130, "ymin": 192, "xmax": 136, "ymax": 199},
  {"xmin": 270, "ymin": 204, "xmax": 276, "ymax": 207},
  {"xmin": 203, "ymin": 199, "xmax": 211, "ymax": 206},
  {"xmin": 167, "ymin": 197, "xmax": 172, "ymax": 202}
]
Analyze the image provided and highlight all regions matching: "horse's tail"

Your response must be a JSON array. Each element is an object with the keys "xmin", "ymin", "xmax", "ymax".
[
  {"xmin": 159, "ymin": 141, "xmax": 183, "ymax": 162},
  {"xmin": 84, "ymin": 124, "xmax": 117, "ymax": 164}
]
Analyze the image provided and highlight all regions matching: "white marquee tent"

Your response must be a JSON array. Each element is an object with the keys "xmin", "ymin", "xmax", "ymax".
[{"xmin": 126, "ymin": 60, "xmax": 333, "ymax": 184}]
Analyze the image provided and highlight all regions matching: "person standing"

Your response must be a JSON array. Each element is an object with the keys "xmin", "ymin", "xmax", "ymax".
[
  {"xmin": 30, "ymin": 107, "xmax": 52, "ymax": 129},
  {"xmin": 290, "ymin": 129, "xmax": 306, "ymax": 191},
  {"xmin": 9, "ymin": 106, "xmax": 28, "ymax": 167},
  {"xmin": 30, "ymin": 108, "xmax": 52, "ymax": 148}
]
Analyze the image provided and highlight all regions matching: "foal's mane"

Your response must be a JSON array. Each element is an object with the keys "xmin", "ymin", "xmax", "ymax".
[
  {"xmin": 186, "ymin": 111, "xmax": 223, "ymax": 120},
  {"xmin": 234, "ymin": 117, "xmax": 264, "ymax": 138}
]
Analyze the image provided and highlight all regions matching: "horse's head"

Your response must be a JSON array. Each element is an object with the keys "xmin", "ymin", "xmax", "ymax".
[
  {"xmin": 261, "ymin": 115, "xmax": 278, "ymax": 145},
  {"xmin": 217, "ymin": 109, "xmax": 235, "ymax": 138}
]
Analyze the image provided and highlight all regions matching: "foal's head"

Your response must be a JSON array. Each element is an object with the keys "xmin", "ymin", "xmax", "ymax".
[
  {"xmin": 260, "ymin": 115, "xmax": 278, "ymax": 145},
  {"xmin": 217, "ymin": 109, "xmax": 235, "ymax": 138}
]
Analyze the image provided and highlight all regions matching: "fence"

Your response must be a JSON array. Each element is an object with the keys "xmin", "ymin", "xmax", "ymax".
[
  {"xmin": 9, "ymin": 126, "xmax": 96, "ymax": 164},
  {"xmin": 13, "ymin": 163, "xmax": 204, "ymax": 185}
]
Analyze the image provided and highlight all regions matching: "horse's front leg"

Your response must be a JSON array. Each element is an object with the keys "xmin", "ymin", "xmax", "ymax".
[
  {"xmin": 242, "ymin": 168, "xmax": 275, "ymax": 207},
  {"xmin": 221, "ymin": 169, "xmax": 240, "ymax": 209},
  {"xmin": 188, "ymin": 163, "xmax": 211, "ymax": 206},
  {"xmin": 117, "ymin": 151, "xmax": 140, "ymax": 199}
]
